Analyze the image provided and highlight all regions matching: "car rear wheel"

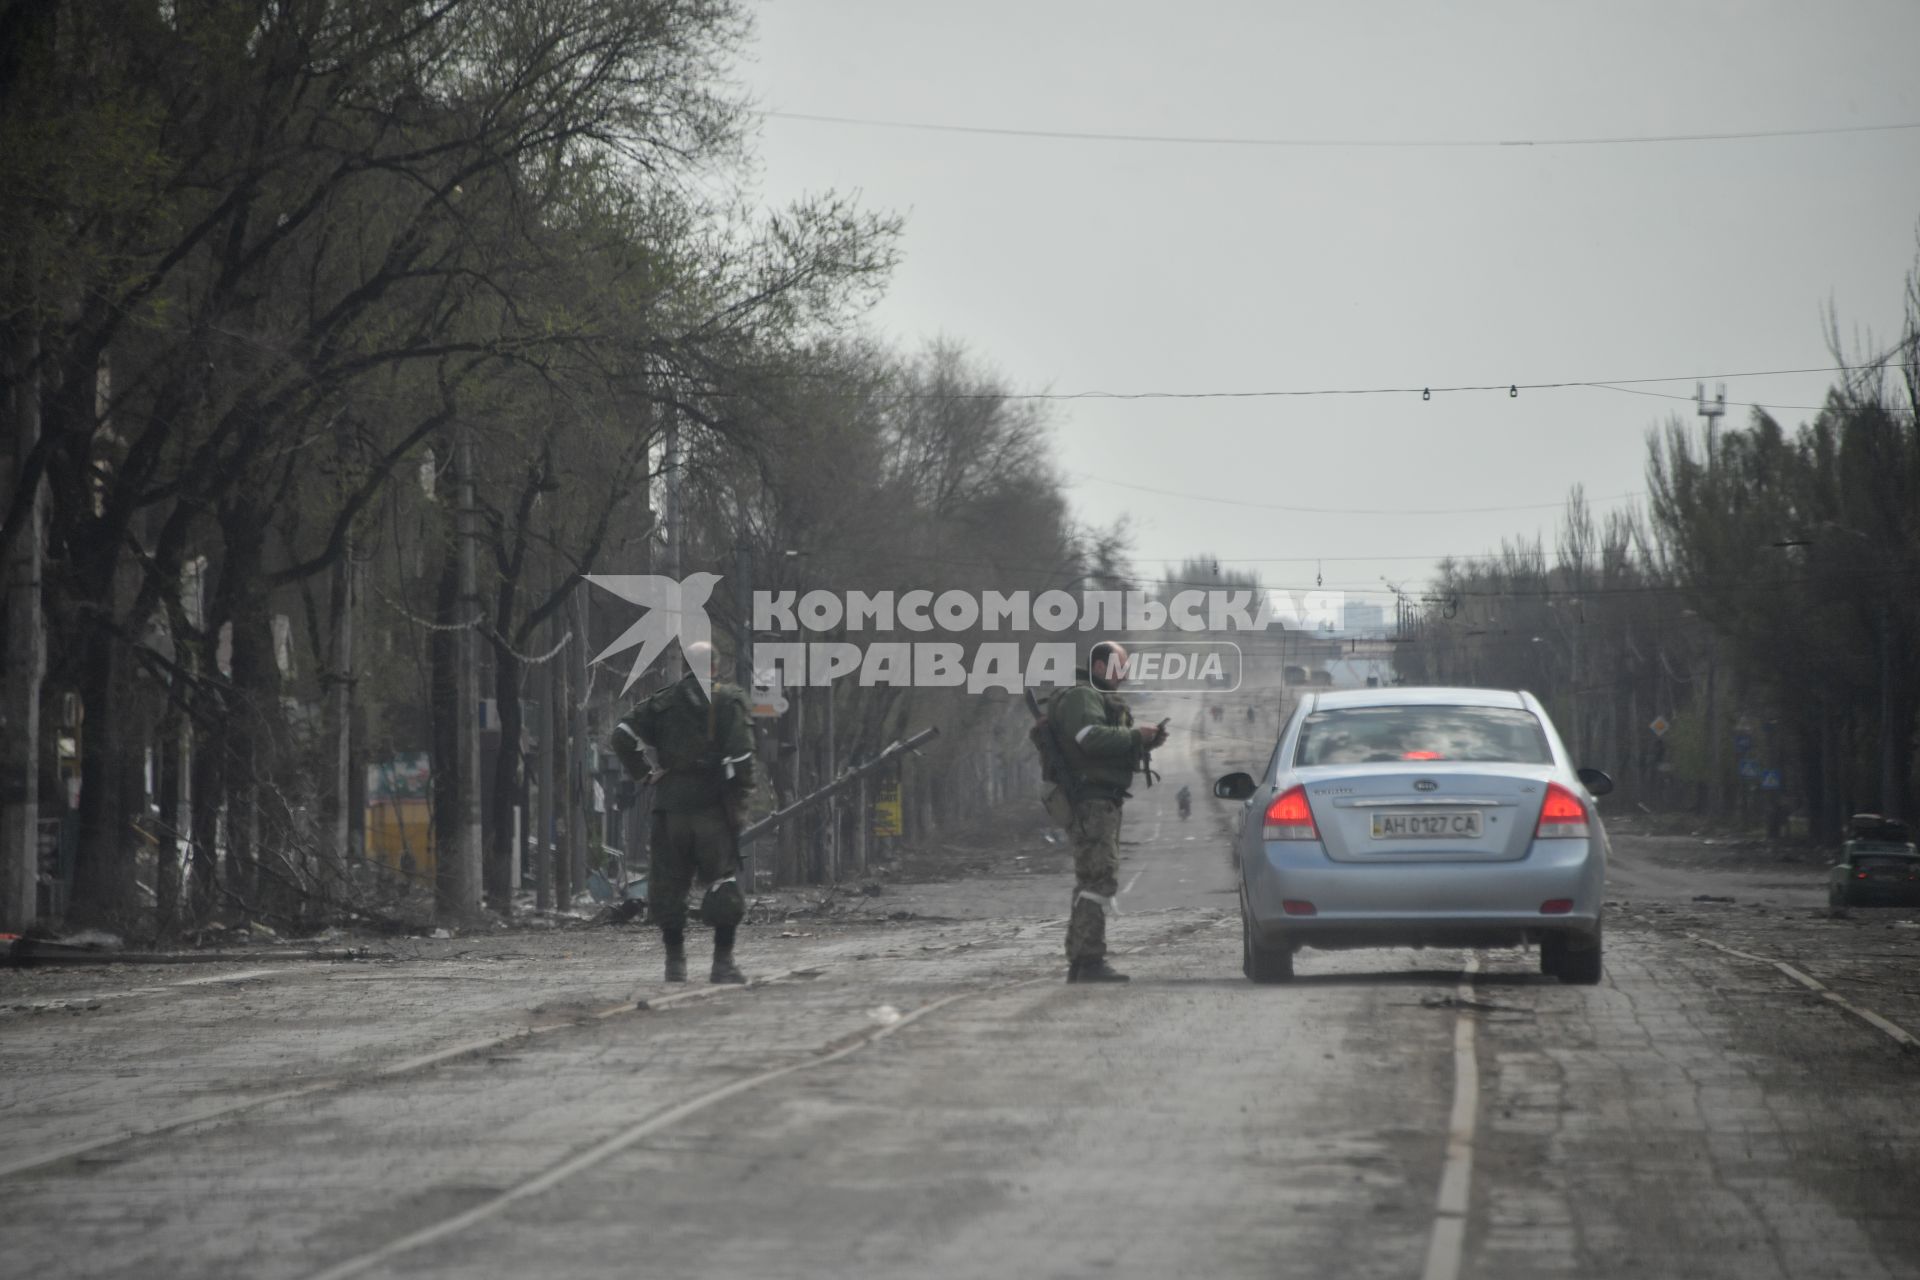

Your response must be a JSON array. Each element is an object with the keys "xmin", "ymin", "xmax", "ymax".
[
  {"xmin": 1539, "ymin": 932, "xmax": 1567, "ymax": 976},
  {"xmin": 1829, "ymin": 885, "xmax": 1849, "ymax": 912},
  {"xmin": 1242, "ymin": 900, "xmax": 1294, "ymax": 983},
  {"xmin": 1558, "ymin": 923, "xmax": 1602, "ymax": 985}
]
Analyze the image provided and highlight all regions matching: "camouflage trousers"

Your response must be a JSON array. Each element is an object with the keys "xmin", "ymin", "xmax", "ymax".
[
  {"xmin": 1066, "ymin": 797, "xmax": 1122, "ymax": 963},
  {"xmin": 647, "ymin": 809, "xmax": 736, "ymax": 934}
]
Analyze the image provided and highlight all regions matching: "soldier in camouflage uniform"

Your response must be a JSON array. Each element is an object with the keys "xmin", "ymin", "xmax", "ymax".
[
  {"xmin": 611, "ymin": 642, "xmax": 757, "ymax": 984},
  {"xmin": 1045, "ymin": 640, "xmax": 1167, "ymax": 983}
]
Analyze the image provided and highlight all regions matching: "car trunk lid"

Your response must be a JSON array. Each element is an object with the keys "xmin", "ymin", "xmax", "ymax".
[{"xmin": 1296, "ymin": 764, "xmax": 1559, "ymax": 863}]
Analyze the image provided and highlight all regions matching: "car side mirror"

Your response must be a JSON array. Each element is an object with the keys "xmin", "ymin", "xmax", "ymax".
[
  {"xmin": 1213, "ymin": 772, "xmax": 1257, "ymax": 801},
  {"xmin": 1577, "ymin": 767, "xmax": 1614, "ymax": 797}
]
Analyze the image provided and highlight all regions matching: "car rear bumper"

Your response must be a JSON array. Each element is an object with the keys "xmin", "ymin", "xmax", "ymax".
[{"xmin": 1244, "ymin": 838, "xmax": 1604, "ymax": 948}]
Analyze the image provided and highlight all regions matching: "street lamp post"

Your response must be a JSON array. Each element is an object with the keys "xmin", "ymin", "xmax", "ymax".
[{"xmin": 783, "ymin": 548, "xmax": 835, "ymax": 882}]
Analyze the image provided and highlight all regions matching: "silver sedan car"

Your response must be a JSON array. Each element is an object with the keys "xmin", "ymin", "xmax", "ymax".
[{"xmin": 1214, "ymin": 686, "xmax": 1611, "ymax": 984}]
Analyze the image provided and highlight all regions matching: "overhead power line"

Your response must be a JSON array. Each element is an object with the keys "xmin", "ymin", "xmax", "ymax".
[
  {"xmin": 1075, "ymin": 474, "xmax": 1644, "ymax": 516},
  {"xmin": 763, "ymin": 109, "xmax": 1920, "ymax": 150},
  {"xmin": 952, "ymin": 363, "xmax": 1894, "ymax": 404},
  {"xmin": 705, "ymin": 360, "xmax": 1909, "ymax": 412}
]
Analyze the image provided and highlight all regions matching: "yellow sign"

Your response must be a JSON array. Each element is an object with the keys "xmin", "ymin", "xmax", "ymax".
[
  {"xmin": 365, "ymin": 800, "xmax": 434, "ymax": 883},
  {"xmin": 872, "ymin": 779, "xmax": 902, "ymax": 838}
]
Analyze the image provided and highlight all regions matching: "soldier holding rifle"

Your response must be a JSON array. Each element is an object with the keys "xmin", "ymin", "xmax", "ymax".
[
  {"xmin": 1031, "ymin": 640, "xmax": 1168, "ymax": 983},
  {"xmin": 612, "ymin": 641, "xmax": 756, "ymax": 984}
]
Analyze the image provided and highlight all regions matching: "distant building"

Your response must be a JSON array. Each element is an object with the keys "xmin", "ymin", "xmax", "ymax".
[{"xmin": 1342, "ymin": 601, "xmax": 1387, "ymax": 636}]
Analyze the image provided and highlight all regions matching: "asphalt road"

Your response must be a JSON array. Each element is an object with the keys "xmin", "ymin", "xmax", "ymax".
[{"xmin": 5, "ymin": 684, "xmax": 1919, "ymax": 1279}]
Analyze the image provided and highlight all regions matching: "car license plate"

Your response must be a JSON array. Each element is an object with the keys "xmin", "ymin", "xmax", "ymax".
[{"xmin": 1370, "ymin": 810, "xmax": 1483, "ymax": 839}]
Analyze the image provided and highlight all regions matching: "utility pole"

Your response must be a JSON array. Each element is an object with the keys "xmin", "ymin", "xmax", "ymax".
[
  {"xmin": 328, "ymin": 546, "xmax": 355, "ymax": 886},
  {"xmin": 566, "ymin": 582, "xmax": 589, "ymax": 900},
  {"xmin": 732, "ymin": 540, "xmax": 755, "ymax": 891},
  {"xmin": 781, "ymin": 547, "xmax": 809, "ymax": 883},
  {"xmin": 552, "ymin": 640, "xmax": 574, "ymax": 912},
  {"xmin": 1696, "ymin": 382, "xmax": 1726, "ymax": 476},
  {"xmin": 854, "ymin": 772, "xmax": 868, "ymax": 876},
  {"xmin": 2, "ymin": 328, "xmax": 45, "ymax": 931},
  {"xmin": 662, "ymin": 414, "xmax": 681, "ymax": 582},
  {"xmin": 535, "ymin": 552, "xmax": 556, "ymax": 913},
  {"xmin": 1880, "ymin": 591, "xmax": 1897, "ymax": 816},
  {"xmin": 825, "ymin": 681, "xmax": 837, "ymax": 882},
  {"xmin": 536, "ymin": 646, "xmax": 555, "ymax": 912},
  {"xmin": 1696, "ymin": 385, "xmax": 1727, "ymax": 818},
  {"xmin": 439, "ymin": 427, "xmax": 484, "ymax": 925},
  {"xmin": 733, "ymin": 541, "xmax": 752, "ymax": 687}
]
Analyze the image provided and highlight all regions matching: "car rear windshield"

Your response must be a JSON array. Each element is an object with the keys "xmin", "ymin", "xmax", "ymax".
[
  {"xmin": 1855, "ymin": 854, "xmax": 1919, "ymax": 872},
  {"xmin": 1295, "ymin": 705, "xmax": 1553, "ymax": 766}
]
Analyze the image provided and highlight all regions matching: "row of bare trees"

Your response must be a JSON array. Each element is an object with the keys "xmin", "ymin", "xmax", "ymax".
[
  {"xmin": 673, "ymin": 340, "xmax": 1122, "ymax": 884},
  {"xmin": 1398, "ymin": 256, "xmax": 1920, "ymax": 837},
  {"xmin": 0, "ymin": 2, "xmax": 1108, "ymax": 936}
]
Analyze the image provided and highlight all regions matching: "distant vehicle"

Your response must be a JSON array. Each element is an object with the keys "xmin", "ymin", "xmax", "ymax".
[
  {"xmin": 1214, "ymin": 687, "xmax": 1612, "ymax": 984},
  {"xmin": 1828, "ymin": 814, "xmax": 1920, "ymax": 909}
]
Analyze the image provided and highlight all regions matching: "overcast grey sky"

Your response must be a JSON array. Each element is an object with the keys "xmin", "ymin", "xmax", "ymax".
[{"xmin": 739, "ymin": 1, "xmax": 1920, "ymax": 609}]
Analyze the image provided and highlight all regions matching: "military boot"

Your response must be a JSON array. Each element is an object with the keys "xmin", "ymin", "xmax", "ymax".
[
  {"xmin": 1067, "ymin": 958, "xmax": 1130, "ymax": 983},
  {"xmin": 710, "ymin": 946, "xmax": 747, "ymax": 985},
  {"xmin": 663, "ymin": 934, "xmax": 688, "ymax": 983}
]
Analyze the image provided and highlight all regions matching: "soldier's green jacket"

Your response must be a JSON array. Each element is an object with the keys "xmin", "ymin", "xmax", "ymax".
[
  {"xmin": 1045, "ymin": 670, "xmax": 1137, "ymax": 799},
  {"xmin": 613, "ymin": 674, "xmax": 756, "ymax": 814}
]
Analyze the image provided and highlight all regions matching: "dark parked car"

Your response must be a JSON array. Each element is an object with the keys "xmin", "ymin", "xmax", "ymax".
[{"xmin": 1828, "ymin": 814, "xmax": 1920, "ymax": 909}]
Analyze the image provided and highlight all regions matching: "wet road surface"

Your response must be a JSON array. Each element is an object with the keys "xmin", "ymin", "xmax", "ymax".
[{"xmin": 4, "ymin": 691, "xmax": 1918, "ymax": 1278}]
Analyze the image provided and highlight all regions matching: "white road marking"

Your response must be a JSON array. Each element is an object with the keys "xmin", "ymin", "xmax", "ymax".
[
  {"xmin": 1690, "ymin": 934, "xmax": 1919, "ymax": 1051},
  {"xmin": 302, "ymin": 978, "xmax": 1046, "ymax": 1280},
  {"xmin": 1123, "ymin": 870, "xmax": 1145, "ymax": 896},
  {"xmin": 0, "ymin": 971, "xmax": 801, "ymax": 1181},
  {"xmin": 1421, "ymin": 954, "xmax": 1482, "ymax": 1280},
  {"xmin": 2, "ymin": 966, "xmax": 292, "ymax": 1015},
  {"xmin": 167, "ymin": 967, "xmax": 287, "ymax": 987}
]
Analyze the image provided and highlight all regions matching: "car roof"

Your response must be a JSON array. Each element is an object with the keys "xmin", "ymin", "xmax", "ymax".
[{"xmin": 1307, "ymin": 686, "xmax": 1531, "ymax": 711}]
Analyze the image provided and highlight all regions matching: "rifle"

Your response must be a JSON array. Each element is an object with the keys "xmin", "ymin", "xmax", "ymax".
[
  {"xmin": 1136, "ymin": 717, "xmax": 1169, "ymax": 789},
  {"xmin": 1025, "ymin": 686, "xmax": 1085, "ymax": 822},
  {"xmin": 736, "ymin": 727, "xmax": 940, "ymax": 847},
  {"xmin": 715, "ymin": 749, "xmax": 755, "ymax": 867}
]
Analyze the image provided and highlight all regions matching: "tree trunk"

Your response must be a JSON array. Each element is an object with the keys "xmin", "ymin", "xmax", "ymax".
[
  {"xmin": 447, "ymin": 432, "xmax": 485, "ymax": 924},
  {"xmin": 188, "ymin": 710, "xmax": 226, "ymax": 921},
  {"xmin": 322, "ymin": 551, "xmax": 354, "ymax": 895},
  {"xmin": 429, "ymin": 537, "xmax": 469, "ymax": 919},
  {"xmin": 552, "ymin": 641, "xmax": 574, "ymax": 910},
  {"xmin": 1, "ymin": 324, "xmax": 45, "ymax": 932},
  {"xmin": 565, "ymin": 584, "xmax": 588, "ymax": 899},
  {"xmin": 486, "ymin": 643, "xmax": 523, "ymax": 914},
  {"xmin": 535, "ymin": 619, "xmax": 555, "ymax": 913},
  {"xmin": 68, "ymin": 628, "xmax": 139, "ymax": 928},
  {"xmin": 154, "ymin": 709, "xmax": 183, "ymax": 938}
]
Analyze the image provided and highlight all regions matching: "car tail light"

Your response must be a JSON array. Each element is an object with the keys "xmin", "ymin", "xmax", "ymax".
[
  {"xmin": 1534, "ymin": 782, "xmax": 1589, "ymax": 839},
  {"xmin": 1402, "ymin": 750, "xmax": 1443, "ymax": 760},
  {"xmin": 1282, "ymin": 899, "xmax": 1317, "ymax": 916},
  {"xmin": 1857, "ymin": 872, "xmax": 1869, "ymax": 879},
  {"xmin": 1540, "ymin": 899, "xmax": 1573, "ymax": 915},
  {"xmin": 1263, "ymin": 785, "xmax": 1318, "ymax": 841}
]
